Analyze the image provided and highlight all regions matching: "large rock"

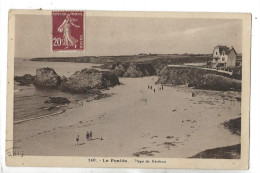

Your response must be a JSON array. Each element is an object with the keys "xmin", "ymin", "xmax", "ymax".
[
  {"xmin": 34, "ymin": 68, "xmax": 61, "ymax": 88},
  {"xmin": 14, "ymin": 74, "xmax": 35, "ymax": 85},
  {"xmin": 61, "ymin": 68, "xmax": 119, "ymax": 93}
]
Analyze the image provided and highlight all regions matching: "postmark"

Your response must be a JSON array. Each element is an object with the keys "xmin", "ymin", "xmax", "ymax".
[{"xmin": 52, "ymin": 11, "xmax": 84, "ymax": 51}]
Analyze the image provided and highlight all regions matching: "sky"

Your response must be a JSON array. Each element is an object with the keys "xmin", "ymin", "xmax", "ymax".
[{"xmin": 15, "ymin": 14, "xmax": 242, "ymax": 58}]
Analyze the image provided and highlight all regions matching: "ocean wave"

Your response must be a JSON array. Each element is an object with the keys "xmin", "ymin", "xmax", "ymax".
[{"xmin": 14, "ymin": 110, "xmax": 66, "ymax": 124}]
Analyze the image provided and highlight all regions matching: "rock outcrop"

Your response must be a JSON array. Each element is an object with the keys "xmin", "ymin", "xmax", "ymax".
[
  {"xmin": 113, "ymin": 64, "xmax": 127, "ymax": 77},
  {"xmin": 192, "ymin": 74, "xmax": 241, "ymax": 91},
  {"xmin": 61, "ymin": 68, "xmax": 119, "ymax": 93},
  {"xmin": 190, "ymin": 144, "xmax": 241, "ymax": 159},
  {"xmin": 123, "ymin": 63, "xmax": 144, "ymax": 78},
  {"xmin": 44, "ymin": 97, "xmax": 70, "ymax": 104},
  {"xmin": 15, "ymin": 67, "xmax": 119, "ymax": 94},
  {"xmin": 112, "ymin": 62, "xmax": 157, "ymax": 78},
  {"xmin": 156, "ymin": 66, "xmax": 241, "ymax": 91},
  {"xmin": 14, "ymin": 74, "xmax": 35, "ymax": 85},
  {"xmin": 223, "ymin": 117, "xmax": 241, "ymax": 136},
  {"xmin": 34, "ymin": 68, "xmax": 61, "ymax": 88}
]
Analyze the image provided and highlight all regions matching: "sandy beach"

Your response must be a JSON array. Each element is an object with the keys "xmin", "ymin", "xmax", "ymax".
[{"xmin": 13, "ymin": 76, "xmax": 241, "ymax": 158}]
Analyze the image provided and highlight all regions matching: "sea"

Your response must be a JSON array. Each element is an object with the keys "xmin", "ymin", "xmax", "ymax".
[{"xmin": 14, "ymin": 58, "xmax": 101, "ymax": 123}]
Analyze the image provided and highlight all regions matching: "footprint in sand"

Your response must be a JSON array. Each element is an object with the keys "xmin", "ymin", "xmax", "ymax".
[
  {"xmin": 151, "ymin": 136, "xmax": 158, "ymax": 139},
  {"xmin": 133, "ymin": 150, "xmax": 159, "ymax": 157},
  {"xmin": 139, "ymin": 147, "xmax": 149, "ymax": 150}
]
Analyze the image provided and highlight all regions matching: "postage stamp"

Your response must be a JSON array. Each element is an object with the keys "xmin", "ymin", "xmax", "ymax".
[{"xmin": 52, "ymin": 11, "xmax": 84, "ymax": 51}]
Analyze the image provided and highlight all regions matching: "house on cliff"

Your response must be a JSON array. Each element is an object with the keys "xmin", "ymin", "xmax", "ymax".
[
  {"xmin": 212, "ymin": 45, "xmax": 237, "ymax": 69},
  {"xmin": 236, "ymin": 54, "xmax": 242, "ymax": 67}
]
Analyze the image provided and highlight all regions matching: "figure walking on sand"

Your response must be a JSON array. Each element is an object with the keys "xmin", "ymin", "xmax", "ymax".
[
  {"xmin": 58, "ymin": 14, "xmax": 80, "ymax": 48},
  {"xmin": 86, "ymin": 131, "xmax": 89, "ymax": 141},
  {"xmin": 90, "ymin": 131, "xmax": 93, "ymax": 140},
  {"xmin": 75, "ymin": 135, "xmax": 79, "ymax": 146}
]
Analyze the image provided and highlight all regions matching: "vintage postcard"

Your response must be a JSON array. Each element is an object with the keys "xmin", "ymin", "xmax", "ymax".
[{"xmin": 6, "ymin": 10, "xmax": 251, "ymax": 169}]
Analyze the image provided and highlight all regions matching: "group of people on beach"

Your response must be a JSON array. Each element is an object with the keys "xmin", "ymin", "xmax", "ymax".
[
  {"xmin": 75, "ymin": 131, "xmax": 95, "ymax": 146},
  {"xmin": 148, "ymin": 85, "xmax": 164, "ymax": 93},
  {"xmin": 86, "ymin": 131, "xmax": 93, "ymax": 141}
]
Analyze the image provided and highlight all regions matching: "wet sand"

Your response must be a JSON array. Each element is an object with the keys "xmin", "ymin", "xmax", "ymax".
[{"xmin": 13, "ymin": 76, "xmax": 241, "ymax": 158}]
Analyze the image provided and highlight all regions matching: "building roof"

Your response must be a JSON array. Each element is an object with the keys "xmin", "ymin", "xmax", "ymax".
[{"xmin": 214, "ymin": 45, "xmax": 237, "ymax": 55}]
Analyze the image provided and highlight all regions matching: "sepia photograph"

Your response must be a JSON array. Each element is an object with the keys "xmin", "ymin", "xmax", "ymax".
[{"xmin": 5, "ymin": 10, "xmax": 251, "ymax": 169}]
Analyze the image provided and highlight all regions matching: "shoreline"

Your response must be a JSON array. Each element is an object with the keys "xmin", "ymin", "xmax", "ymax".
[
  {"xmin": 14, "ymin": 110, "xmax": 66, "ymax": 124},
  {"xmin": 13, "ymin": 76, "xmax": 241, "ymax": 158}
]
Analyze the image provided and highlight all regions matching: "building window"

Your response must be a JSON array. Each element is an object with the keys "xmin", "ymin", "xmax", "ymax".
[{"xmin": 216, "ymin": 52, "xmax": 217, "ymax": 55}]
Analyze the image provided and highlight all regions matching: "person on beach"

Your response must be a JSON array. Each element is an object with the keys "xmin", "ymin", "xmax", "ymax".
[
  {"xmin": 90, "ymin": 131, "xmax": 93, "ymax": 140},
  {"xmin": 151, "ymin": 86, "xmax": 152, "ymax": 89},
  {"xmin": 148, "ymin": 85, "xmax": 149, "ymax": 89},
  {"xmin": 192, "ymin": 92, "xmax": 195, "ymax": 97},
  {"xmin": 76, "ymin": 135, "xmax": 79, "ymax": 146},
  {"xmin": 86, "ymin": 131, "xmax": 89, "ymax": 140},
  {"xmin": 154, "ymin": 89, "xmax": 155, "ymax": 93},
  {"xmin": 162, "ymin": 85, "xmax": 163, "ymax": 90}
]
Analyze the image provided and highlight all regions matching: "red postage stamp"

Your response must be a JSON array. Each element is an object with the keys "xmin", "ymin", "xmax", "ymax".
[{"xmin": 52, "ymin": 11, "xmax": 84, "ymax": 51}]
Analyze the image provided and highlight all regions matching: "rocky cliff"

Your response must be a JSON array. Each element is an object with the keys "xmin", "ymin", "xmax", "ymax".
[
  {"xmin": 156, "ymin": 66, "xmax": 241, "ymax": 91},
  {"xmin": 112, "ymin": 62, "xmax": 157, "ymax": 77}
]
